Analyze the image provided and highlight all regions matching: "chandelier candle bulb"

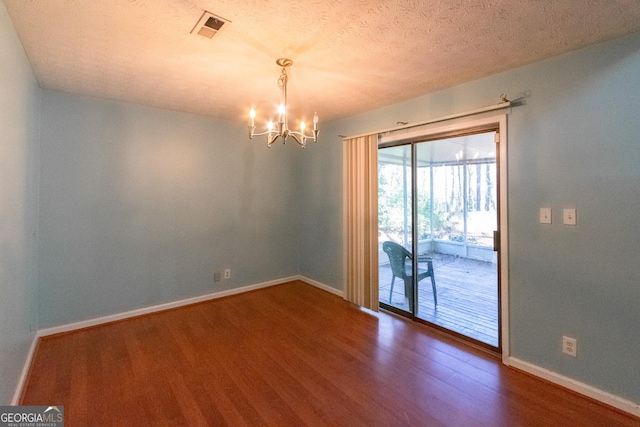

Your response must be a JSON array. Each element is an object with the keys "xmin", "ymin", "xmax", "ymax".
[
  {"xmin": 248, "ymin": 108, "xmax": 256, "ymax": 138},
  {"xmin": 313, "ymin": 112, "xmax": 318, "ymax": 130},
  {"xmin": 278, "ymin": 104, "xmax": 285, "ymax": 123}
]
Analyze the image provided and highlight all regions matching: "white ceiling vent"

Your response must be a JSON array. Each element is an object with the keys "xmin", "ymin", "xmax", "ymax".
[{"xmin": 191, "ymin": 11, "xmax": 231, "ymax": 39}]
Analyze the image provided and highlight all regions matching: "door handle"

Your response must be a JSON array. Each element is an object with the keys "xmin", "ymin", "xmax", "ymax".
[{"xmin": 493, "ymin": 230, "xmax": 500, "ymax": 252}]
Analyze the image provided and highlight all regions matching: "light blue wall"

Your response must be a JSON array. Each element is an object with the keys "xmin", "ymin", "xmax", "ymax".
[
  {"xmin": 300, "ymin": 33, "xmax": 640, "ymax": 403},
  {"xmin": 295, "ymin": 137, "xmax": 343, "ymax": 287},
  {"xmin": 38, "ymin": 91, "xmax": 302, "ymax": 328},
  {"xmin": 0, "ymin": 2, "xmax": 40, "ymax": 404}
]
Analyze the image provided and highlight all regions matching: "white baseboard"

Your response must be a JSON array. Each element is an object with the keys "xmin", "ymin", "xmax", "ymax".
[
  {"xmin": 37, "ymin": 276, "xmax": 298, "ymax": 337},
  {"xmin": 508, "ymin": 357, "xmax": 640, "ymax": 418},
  {"xmin": 11, "ymin": 334, "xmax": 38, "ymax": 405},
  {"xmin": 297, "ymin": 275, "xmax": 344, "ymax": 297}
]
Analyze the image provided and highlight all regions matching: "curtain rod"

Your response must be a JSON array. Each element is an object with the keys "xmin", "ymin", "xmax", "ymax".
[{"xmin": 341, "ymin": 101, "xmax": 511, "ymax": 140}]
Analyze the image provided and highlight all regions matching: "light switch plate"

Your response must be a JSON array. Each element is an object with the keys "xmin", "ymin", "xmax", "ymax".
[
  {"xmin": 540, "ymin": 208, "xmax": 552, "ymax": 224},
  {"xmin": 563, "ymin": 208, "xmax": 576, "ymax": 225}
]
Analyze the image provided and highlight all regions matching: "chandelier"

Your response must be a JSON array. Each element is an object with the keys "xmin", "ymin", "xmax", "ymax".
[{"xmin": 248, "ymin": 58, "xmax": 318, "ymax": 148}]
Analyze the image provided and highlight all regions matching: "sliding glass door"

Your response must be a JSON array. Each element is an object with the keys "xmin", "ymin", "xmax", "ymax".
[{"xmin": 378, "ymin": 129, "xmax": 501, "ymax": 350}]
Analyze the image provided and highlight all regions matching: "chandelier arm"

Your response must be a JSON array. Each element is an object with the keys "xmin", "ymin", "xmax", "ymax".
[
  {"xmin": 267, "ymin": 133, "xmax": 281, "ymax": 147},
  {"xmin": 289, "ymin": 130, "xmax": 318, "ymax": 143},
  {"xmin": 289, "ymin": 133, "xmax": 305, "ymax": 147},
  {"xmin": 288, "ymin": 130, "xmax": 308, "ymax": 138},
  {"xmin": 251, "ymin": 130, "xmax": 275, "ymax": 137}
]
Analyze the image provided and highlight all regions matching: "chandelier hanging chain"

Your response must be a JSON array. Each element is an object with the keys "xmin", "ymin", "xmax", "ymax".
[
  {"xmin": 248, "ymin": 58, "xmax": 318, "ymax": 148},
  {"xmin": 278, "ymin": 67, "xmax": 287, "ymax": 89}
]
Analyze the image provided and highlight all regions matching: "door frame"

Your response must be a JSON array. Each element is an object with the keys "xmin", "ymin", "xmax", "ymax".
[{"xmin": 378, "ymin": 113, "xmax": 509, "ymax": 360}]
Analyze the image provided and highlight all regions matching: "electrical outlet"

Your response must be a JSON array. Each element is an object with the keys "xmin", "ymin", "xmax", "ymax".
[
  {"xmin": 224, "ymin": 269, "xmax": 231, "ymax": 279},
  {"xmin": 563, "ymin": 336, "xmax": 577, "ymax": 357}
]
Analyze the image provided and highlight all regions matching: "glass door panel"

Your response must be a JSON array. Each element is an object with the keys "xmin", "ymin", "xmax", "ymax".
[
  {"xmin": 414, "ymin": 133, "xmax": 499, "ymax": 347},
  {"xmin": 378, "ymin": 145, "xmax": 413, "ymax": 314}
]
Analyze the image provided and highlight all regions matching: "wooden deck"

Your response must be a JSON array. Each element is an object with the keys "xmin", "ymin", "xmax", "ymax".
[{"xmin": 379, "ymin": 253, "xmax": 499, "ymax": 347}]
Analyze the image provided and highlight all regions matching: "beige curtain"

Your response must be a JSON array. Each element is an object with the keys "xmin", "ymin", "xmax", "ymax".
[{"xmin": 343, "ymin": 134, "xmax": 379, "ymax": 311}]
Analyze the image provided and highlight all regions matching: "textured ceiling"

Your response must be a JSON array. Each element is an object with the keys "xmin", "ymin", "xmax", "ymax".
[{"xmin": 5, "ymin": 0, "xmax": 640, "ymax": 124}]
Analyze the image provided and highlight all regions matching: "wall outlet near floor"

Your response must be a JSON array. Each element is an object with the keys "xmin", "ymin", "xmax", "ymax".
[
  {"xmin": 224, "ymin": 269, "xmax": 231, "ymax": 279},
  {"xmin": 563, "ymin": 336, "xmax": 577, "ymax": 357}
]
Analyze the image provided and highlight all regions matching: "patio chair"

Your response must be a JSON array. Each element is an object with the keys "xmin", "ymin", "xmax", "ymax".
[{"xmin": 383, "ymin": 241, "xmax": 437, "ymax": 308}]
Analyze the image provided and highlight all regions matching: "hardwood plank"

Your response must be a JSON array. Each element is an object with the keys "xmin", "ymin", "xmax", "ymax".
[{"xmin": 21, "ymin": 281, "xmax": 638, "ymax": 426}]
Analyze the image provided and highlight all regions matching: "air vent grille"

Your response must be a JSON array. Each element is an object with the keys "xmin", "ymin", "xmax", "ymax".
[{"xmin": 191, "ymin": 11, "xmax": 231, "ymax": 39}]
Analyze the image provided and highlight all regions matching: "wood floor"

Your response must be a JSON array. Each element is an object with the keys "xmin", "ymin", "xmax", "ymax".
[{"xmin": 21, "ymin": 281, "xmax": 637, "ymax": 426}]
